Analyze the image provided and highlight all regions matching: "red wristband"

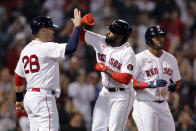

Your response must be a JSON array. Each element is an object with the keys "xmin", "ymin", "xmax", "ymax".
[
  {"xmin": 133, "ymin": 79, "xmax": 148, "ymax": 90},
  {"xmin": 80, "ymin": 29, "xmax": 86, "ymax": 42}
]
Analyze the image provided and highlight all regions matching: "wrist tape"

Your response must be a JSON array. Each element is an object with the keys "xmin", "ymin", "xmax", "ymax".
[{"xmin": 16, "ymin": 92, "xmax": 23, "ymax": 102}]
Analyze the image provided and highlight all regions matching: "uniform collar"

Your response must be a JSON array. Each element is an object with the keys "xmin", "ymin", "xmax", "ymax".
[
  {"xmin": 109, "ymin": 42, "xmax": 130, "ymax": 50},
  {"xmin": 31, "ymin": 40, "xmax": 44, "ymax": 44},
  {"xmin": 32, "ymin": 40, "xmax": 41, "ymax": 43},
  {"xmin": 145, "ymin": 49, "xmax": 167, "ymax": 61}
]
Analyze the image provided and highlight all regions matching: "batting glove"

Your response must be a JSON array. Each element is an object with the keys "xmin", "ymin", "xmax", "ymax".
[
  {"xmin": 168, "ymin": 79, "xmax": 177, "ymax": 92},
  {"xmin": 94, "ymin": 62, "xmax": 108, "ymax": 72},
  {"xmin": 81, "ymin": 13, "xmax": 94, "ymax": 26},
  {"xmin": 148, "ymin": 79, "xmax": 167, "ymax": 88}
]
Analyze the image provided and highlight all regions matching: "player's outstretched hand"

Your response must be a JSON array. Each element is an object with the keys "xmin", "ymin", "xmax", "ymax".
[
  {"xmin": 94, "ymin": 62, "xmax": 108, "ymax": 72},
  {"xmin": 81, "ymin": 13, "xmax": 94, "ymax": 26},
  {"xmin": 168, "ymin": 79, "xmax": 177, "ymax": 92},
  {"xmin": 148, "ymin": 79, "xmax": 167, "ymax": 88},
  {"xmin": 16, "ymin": 101, "xmax": 25, "ymax": 111},
  {"xmin": 71, "ymin": 8, "xmax": 81, "ymax": 27}
]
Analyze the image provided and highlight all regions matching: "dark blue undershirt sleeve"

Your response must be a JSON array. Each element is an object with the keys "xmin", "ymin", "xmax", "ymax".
[{"xmin": 65, "ymin": 26, "xmax": 81, "ymax": 55}]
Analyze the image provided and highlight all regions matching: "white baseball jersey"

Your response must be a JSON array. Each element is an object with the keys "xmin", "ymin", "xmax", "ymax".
[
  {"xmin": 85, "ymin": 31, "xmax": 136, "ymax": 89},
  {"xmin": 85, "ymin": 31, "xmax": 136, "ymax": 131},
  {"xmin": 133, "ymin": 49, "xmax": 181, "ymax": 101},
  {"xmin": 15, "ymin": 40, "xmax": 66, "ymax": 97}
]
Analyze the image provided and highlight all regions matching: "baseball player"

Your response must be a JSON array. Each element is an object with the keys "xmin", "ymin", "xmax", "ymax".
[
  {"xmin": 79, "ymin": 14, "xmax": 167, "ymax": 131},
  {"xmin": 132, "ymin": 25, "xmax": 181, "ymax": 131},
  {"xmin": 14, "ymin": 8, "xmax": 82, "ymax": 131}
]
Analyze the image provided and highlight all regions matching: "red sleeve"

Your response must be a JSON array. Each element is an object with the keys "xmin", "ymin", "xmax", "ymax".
[
  {"xmin": 15, "ymin": 74, "xmax": 24, "ymax": 86},
  {"xmin": 80, "ymin": 29, "xmax": 86, "ymax": 42},
  {"xmin": 112, "ymin": 72, "xmax": 132, "ymax": 85},
  {"xmin": 71, "ymin": 28, "xmax": 86, "ymax": 42},
  {"xmin": 175, "ymin": 80, "xmax": 180, "ymax": 92},
  {"xmin": 133, "ymin": 79, "xmax": 148, "ymax": 90}
]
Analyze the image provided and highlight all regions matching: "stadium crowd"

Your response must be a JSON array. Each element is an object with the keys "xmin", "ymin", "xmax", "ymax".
[{"xmin": 0, "ymin": 0, "xmax": 196, "ymax": 131}]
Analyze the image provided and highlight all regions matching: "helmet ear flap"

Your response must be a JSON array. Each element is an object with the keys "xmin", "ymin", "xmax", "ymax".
[
  {"xmin": 30, "ymin": 20, "xmax": 38, "ymax": 35},
  {"xmin": 145, "ymin": 37, "xmax": 153, "ymax": 46}
]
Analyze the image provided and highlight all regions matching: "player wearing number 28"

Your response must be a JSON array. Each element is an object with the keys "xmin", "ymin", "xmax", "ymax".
[{"xmin": 14, "ymin": 9, "xmax": 82, "ymax": 131}]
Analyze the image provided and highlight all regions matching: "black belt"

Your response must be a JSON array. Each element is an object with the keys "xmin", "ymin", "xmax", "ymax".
[
  {"xmin": 153, "ymin": 100, "xmax": 165, "ymax": 103},
  {"xmin": 106, "ymin": 87, "xmax": 125, "ymax": 92}
]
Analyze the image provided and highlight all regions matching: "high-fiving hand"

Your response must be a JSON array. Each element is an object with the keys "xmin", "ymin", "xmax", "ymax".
[
  {"xmin": 71, "ymin": 8, "xmax": 82, "ymax": 27},
  {"xmin": 81, "ymin": 13, "xmax": 94, "ymax": 25}
]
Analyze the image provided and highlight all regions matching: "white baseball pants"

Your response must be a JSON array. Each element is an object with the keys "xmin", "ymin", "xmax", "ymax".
[
  {"xmin": 92, "ymin": 87, "xmax": 135, "ymax": 131},
  {"xmin": 24, "ymin": 89, "xmax": 59, "ymax": 131},
  {"xmin": 132, "ymin": 99, "xmax": 175, "ymax": 131}
]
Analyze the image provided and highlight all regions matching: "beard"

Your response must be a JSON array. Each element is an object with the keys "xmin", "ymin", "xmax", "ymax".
[{"xmin": 105, "ymin": 34, "xmax": 117, "ymax": 46}]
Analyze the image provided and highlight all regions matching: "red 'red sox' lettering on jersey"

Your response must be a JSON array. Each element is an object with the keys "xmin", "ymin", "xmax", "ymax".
[
  {"xmin": 145, "ymin": 67, "xmax": 173, "ymax": 77},
  {"xmin": 163, "ymin": 68, "xmax": 173, "ymax": 76},
  {"xmin": 110, "ymin": 58, "xmax": 122, "ymax": 70},
  {"xmin": 98, "ymin": 53, "xmax": 106, "ymax": 62},
  {"xmin": 97, "ymin": 53, "xmax": 123, "ymax": 70},
  {"xmin": 145, "ymin": 68, "xmax": 158, "ymax": 77}
]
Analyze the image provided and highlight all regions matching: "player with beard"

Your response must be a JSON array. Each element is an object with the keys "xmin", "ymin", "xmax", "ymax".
[
  {"xmin": 80, "ymin": 15, "xmax": 167, "ymax": 131},
  {"xmin": 86, "ymin": 19, "xmax": 136, "ymax": 131}
]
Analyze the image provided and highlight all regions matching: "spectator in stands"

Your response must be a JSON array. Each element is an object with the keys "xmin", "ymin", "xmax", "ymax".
[
  {"xmin": 176, "ymin": 110, "xmax": 196, "ymax": 131},
  {"xmin": 63, "ymin": 0, "xmax": 89, "ymax": 18},
  {"xmin": 0, "ymin": 101, "xmax": 16, "ymax": 131},
  {"xmin": 115, "ymin": 0, "xmax": 140, "ymax": 25},
  {"xmin": 64, "ymin": 55, "xmax": 83, "ymax": 82},
  {"xmin": 68, "ymin": 69, "xmax": 95, "ymax": 130},
  {"xmin": 136, "ymin": 0, "xmax": 155, "ymax": 12},
  {"xmin": 56, "ymin": 20, "xmax": 73, "ymax": 43},
  {"xmin": 61, "ymin": 111, "xmax": 87, "ymax": 131},
  {"xmin": 6, "ymin": 32, "xmax": 27, "ymax": 74},
  {"xmin": 42, "ymin": 0, "xmax": 65, "ymax": 26},
  {"xmin": 0, "ymin": 67, "xmax": 12, "ymax": 95}
]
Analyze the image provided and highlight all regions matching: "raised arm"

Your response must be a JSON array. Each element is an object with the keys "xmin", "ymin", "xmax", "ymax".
[
  {"xmin": 70, "ymin": 13, "xmax": 94, "ymax": 42},
  {"xmin": 65, "ymin": 8, "xmax": 82, "ymax": 55}
]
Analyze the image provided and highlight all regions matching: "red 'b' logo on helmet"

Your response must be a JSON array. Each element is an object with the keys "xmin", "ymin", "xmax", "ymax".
[{"xmin": 156, "ymin": 26, "xmax": 161, "ymax": 32}]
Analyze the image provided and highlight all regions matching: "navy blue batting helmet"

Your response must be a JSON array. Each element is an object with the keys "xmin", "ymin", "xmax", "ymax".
[
  {"xmin": 145, "ymin": 25, "xmax": 166, "ymax": 46},
  {"xmin": 30, "ymin": 16, "xmax": 59, "ymax": 35},
  {"xmin": 108, "ymin": 20, "xmax": 132, "ymax": 37}
]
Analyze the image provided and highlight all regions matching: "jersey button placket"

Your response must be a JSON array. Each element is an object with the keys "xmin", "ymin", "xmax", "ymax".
[
  {"xmin": 158, "ymin": 59, "xmax": 163, "ymax": 100},
  {"xmin": 107, "ymin": 48, "xmax": 112, "ymax": 88}
]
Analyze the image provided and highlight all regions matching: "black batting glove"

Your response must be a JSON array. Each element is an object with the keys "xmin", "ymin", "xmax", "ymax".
[
  {"xmin": 148, "ymin": 79, "xmax": 167, "ymax": 88},
  {"xmin": 168, "ymin": 79, "xmax": 177, "ymax": 92}
]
